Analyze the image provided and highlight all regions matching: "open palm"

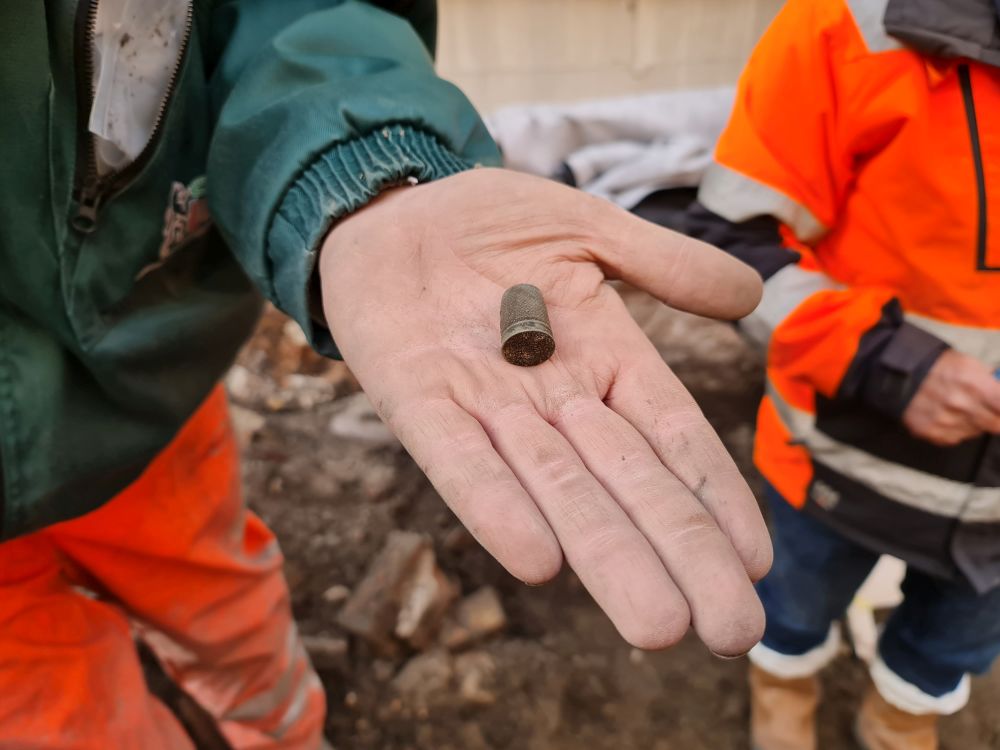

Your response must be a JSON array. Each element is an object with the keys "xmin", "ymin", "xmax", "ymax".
[{"xmin": 320, "ymin": 169, "xmax": 770, "ymax": 655}]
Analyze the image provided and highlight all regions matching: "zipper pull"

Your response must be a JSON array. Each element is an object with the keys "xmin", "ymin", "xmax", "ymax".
[{"xmin": 72, "ymin": 189, "xmax": 102, "ymax": 234}]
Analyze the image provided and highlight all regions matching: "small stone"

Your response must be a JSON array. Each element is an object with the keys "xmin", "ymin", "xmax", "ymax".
[
  {"xmin": 282, "ymin": 318, "xmax": 310, "ymax": 348},
  {"xmin": 629, "ymin": 648, "xmax": 646, "ymax": 665},
  {"xmin": 229, "ymin": 404, "xmax": 266, "ymax": 448},
  {"xmin": 302, "ymin": 635, "xmax": 349, "ymax": 671},
  {"xmin": 392, "ymin": 650, "xmax": 454, "ymax": 710},
  {"xmin": 225, "ymin": 364, "xmax": 258, "ymax": 404},
  {"xmin": 344, "ymin": 691, "xmax": 359, "ymax": 708},
  {"xmin": 395, "ymin": 548, "xmax": 459, "ymax": 649},
  {"xmin": 283, "ymin": 373, "xmax": 337, "ymax": 410},
  {"xmin": 455, "ymin": 651, "xmax": 496, "ymax": 706},
  {"xmin": 439, "ymin": 587, "xmax": 507, "ymax": 650},
  {"xmin": 265, "ymin": 394, "xmax": 288, "ymax": 412},
  {"xmin": 329, "ymin": 393, "xmax": 399, "ymax": 446},
  {"xmin": 322, "ymin": 584, "xmax": 351, "ymax": 605}
]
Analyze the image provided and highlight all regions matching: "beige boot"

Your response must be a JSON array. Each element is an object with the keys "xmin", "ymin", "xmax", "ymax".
[
  {"xmin": 749, "ymin": 664, "xmax": 820, "ymax": 750},
  {"xmin": 855, "ymin": 684, "xmax": 939, "ymax": 750}
]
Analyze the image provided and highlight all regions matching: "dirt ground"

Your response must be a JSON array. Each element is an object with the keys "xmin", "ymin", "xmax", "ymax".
[{"xmin": 233, "ymin": 291, "xmax": 1000, "ymax": 750}]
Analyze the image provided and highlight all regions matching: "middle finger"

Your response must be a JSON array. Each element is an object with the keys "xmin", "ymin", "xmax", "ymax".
[{"xmin": 481, "ymin": 402, "xmax": 692, "ymax": 650}]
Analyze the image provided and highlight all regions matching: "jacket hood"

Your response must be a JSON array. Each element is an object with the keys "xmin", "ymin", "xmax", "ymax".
[{"xmin": 885, "ymin": 0, "xmax": 1000, "ymax": 66}]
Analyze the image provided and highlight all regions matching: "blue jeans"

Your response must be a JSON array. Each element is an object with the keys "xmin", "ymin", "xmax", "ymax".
[{"xmin": 757, "ymin": 486, "xmax": 1000, "ymax": 702}]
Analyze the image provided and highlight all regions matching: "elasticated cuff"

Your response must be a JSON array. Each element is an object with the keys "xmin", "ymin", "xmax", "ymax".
[
  {"xmin": 266, "ymin": 125, "xmax": 475, "ymax": 358},
  {"xmin": 862, "ymin": 322, "xmax": 950, "ymax": 419}
]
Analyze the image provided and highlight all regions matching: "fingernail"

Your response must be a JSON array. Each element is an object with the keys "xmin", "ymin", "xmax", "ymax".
[
  {"xmin": 500, "ymin": 284, "xmax": 556, "ymax": 367},
  {"xmin": 711, "ymin": 649, "xmax": 750, "ymax": 661}
]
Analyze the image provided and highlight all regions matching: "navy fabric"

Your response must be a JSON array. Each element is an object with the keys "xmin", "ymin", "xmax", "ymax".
[
  {"xmin": 758, "ymin": 487, "xmax": 1000, "ymax": 697},
  {"xmin": 680, "ymin": 200, "xmax": 800, "ymax": 281},
  {"xmin": 757, "ymin": 488, "xmax": 880, "ymax": 655}
]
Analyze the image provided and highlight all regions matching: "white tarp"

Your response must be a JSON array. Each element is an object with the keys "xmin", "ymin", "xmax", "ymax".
[{"xmin": 486, "ymin": 87, "xmax": 736, "ymax": 209}]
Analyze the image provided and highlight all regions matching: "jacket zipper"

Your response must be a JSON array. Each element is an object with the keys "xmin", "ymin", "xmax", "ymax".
[
  {"xmin": 957, "ymin": 64, "xmax": 995, "ymax": 272},
  {"xmin": 72, "ymin": 0, "xmax": 195, "ymax": 234}
]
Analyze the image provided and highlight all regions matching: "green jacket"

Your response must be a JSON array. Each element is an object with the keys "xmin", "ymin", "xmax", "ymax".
[{"xmin": 0, "ymin": 0, "xmax": 499, "ymax": 539}]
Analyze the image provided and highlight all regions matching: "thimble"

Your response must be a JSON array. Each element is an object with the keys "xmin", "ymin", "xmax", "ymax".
[{"xmin": 500, "ymin": 284, "xmax": 555, "ymax": 367}]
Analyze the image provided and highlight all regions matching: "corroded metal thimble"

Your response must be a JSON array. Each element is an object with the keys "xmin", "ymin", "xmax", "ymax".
[{"xmin": 500, "ymin": 284, "xmax": 555, "ymax": 367}]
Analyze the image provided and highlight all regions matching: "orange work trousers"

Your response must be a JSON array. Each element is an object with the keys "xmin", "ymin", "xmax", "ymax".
[{"xmin": 0, "ymin": 387, "xmax": 326, "ymax": 750}]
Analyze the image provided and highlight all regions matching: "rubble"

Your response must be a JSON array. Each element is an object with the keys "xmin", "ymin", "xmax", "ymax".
[
  {"xmin": 301, "ymin": 635, "xmax": 349, "ymax": 671},
  {"xmin": 359, "ymin": 461, "xmax": 398, "ymax": 501},
  {"xmin": 439, "ymin": 587, "xmax": 508, "ymax": 650},
  {"xmin": 335, "ymin": 533, "xmax": 504, "ymax": 658},
  {"xmin": 454, "ymin": 651, "xmax": 497, "ymax": 706},
  {"xmin": 229, "ymin": 403, "xmax": 266, "ymax": 448},
  {"xmin": 394, "ymin": 547, "xmax": 459, "ymax": 649},
  {"xmin": 391, "ymin": 649, "xmax": 454, "ymax": 710},
  {"xmin": 328, "ymin": 392, "xmax": 399, "ymax": 446},
  {"xmin": 227, "ymin": 363, "xmax": 339, "ymax": 412},
  {"xmin": 321, "ymin": 584, "xmax": 351, "ymax": 605},
  {"xmin": 336, "ymin": 530, "xmax": 459, "ymax": 653},
  {"xmin": 337, "ymin": 531, "xmax": 431, "ymax": 654},
  {"xmin": 227, "ymin": 305, "xmax": 360, "ymax": 413},
  {"xmin": 390, "ymin": 649, "xmax": 498, "ymax": 710}
]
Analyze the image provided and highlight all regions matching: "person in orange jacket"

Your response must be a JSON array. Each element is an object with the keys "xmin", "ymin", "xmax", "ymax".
[{"xmin": 686, "ymin": 0, "xmax": 1000, "ymax": 748}]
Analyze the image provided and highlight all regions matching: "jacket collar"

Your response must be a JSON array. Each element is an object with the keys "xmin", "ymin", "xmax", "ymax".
[{"xmin": 885, "ymin": 0, "xmax": 1000, "ymax": 67}]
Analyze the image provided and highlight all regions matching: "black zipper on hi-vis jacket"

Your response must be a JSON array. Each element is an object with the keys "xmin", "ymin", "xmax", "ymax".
[
  {"xmin": 71, "ymin": 0, "xmax": 194, "ymax": 234},
  {"xmin": 958, "ymin": 64, "xmax": 997, "ymax": 272}
]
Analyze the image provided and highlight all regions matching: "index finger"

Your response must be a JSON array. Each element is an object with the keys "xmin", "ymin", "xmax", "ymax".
[{"xmin": 582, "ymin": 194, "xmax": 763, "ymax": 321}]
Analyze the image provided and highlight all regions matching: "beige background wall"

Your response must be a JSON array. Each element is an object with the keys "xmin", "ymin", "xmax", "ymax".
[{"xmin": 436, "ymin": 0, "xmax": 784, "ymax": 114}]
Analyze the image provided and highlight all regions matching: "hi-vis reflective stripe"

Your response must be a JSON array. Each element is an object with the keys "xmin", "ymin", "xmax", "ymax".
[
  {"xmin": 741, "ymin": 265, "xmax": 843, "ymax": 350},
  {"xmin": 846, "ymin": 0, "xmax": 905, "ymax": 53},
  {"xmin": 272, "ymin": 672, "xmax": 321, "ymax": 739},
  {"xmin": 905, "ymin": 313, "xmax": 1000, "ymax": 368},
  {"xmin": 221, "ymin": 624, "xmax": 323, "ymax": 740},
  {"xmin": 766, "ymin": 382, "xmax": 1000, "ymax": 522},
  {"xmin": 698, "ymin": 163, "xmax": 828, "ymax": 243}
]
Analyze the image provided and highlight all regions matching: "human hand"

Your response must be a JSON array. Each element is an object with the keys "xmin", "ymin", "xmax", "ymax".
[
  {"xmin": 903, "ymin": 349, "xmax": 1000, "ymax": 445},
  {"xmin": 319, "ymin": 168, "xmax": 770, "ymax": 654}
]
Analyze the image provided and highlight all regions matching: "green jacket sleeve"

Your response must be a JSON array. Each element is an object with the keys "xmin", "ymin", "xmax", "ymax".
[{"xmin": 205, "ymin": 0, "xmax": 500, "ymax": 357}]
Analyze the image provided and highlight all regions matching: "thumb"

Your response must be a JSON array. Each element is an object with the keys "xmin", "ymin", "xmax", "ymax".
[{"xmin": 589, "ymin": 200, "xmax": 763, "ymax": 320}]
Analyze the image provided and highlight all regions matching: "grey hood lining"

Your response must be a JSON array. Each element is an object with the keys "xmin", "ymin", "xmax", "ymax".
[{"xmin": 884, "ymin": 0, "xmax": 1000, "ymax": 66}]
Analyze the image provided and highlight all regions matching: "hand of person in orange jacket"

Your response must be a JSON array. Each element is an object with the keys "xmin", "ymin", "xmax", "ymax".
[
  {"xmin": 903, "ymin": 349, "xmax": 1000, "ymax": 446},
  {"xmin": 319, "ymin": 169, "xmax": 770, "ymax": 655}
]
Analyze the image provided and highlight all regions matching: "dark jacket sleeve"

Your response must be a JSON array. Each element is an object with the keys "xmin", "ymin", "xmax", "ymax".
[
  {"xmin": 684, "ymin": 200, "xmax": 948, "ymax": 419},
  {"xmin": 204, "ymin": 0, "xmax": 501, "ymax": 357}
]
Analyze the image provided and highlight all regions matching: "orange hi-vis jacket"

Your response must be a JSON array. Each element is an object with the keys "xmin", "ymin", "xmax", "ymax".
[{"xmin": 695, "ymin": 0, "xmax": 1000, "ymax": 591}]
